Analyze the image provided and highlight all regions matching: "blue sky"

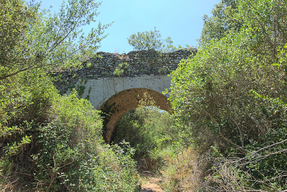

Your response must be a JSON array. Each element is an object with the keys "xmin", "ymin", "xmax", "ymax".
[{"xmin": 40, "ymin": 0, "xmax": 221, "ymax": 53}]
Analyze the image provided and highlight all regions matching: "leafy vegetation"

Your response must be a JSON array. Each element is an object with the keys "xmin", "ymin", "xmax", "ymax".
[
  {"xmin": 199, "ymin": 0, "xmax": 242, "ymax": 46},
  {"xmin": 0, "ymin": 0, "xmax": 139, "ymax": 191},
  {"xmin": 113, "ymin": 62, "xmax": 129, "ymax": 77},
  {"xmin": 111, "ymin": 94, "xmax": 177, "ymax": 158},
  {"xmin": 167, "ymin": 0, "xmax": 287, "ymax": 190},
  {"xmin": 1, "ymin": 0, "xmax": 287, "ymax": 191},
  {"xmin": 128, "ymin": 27, "xmax": 174, "ymax": 52}
]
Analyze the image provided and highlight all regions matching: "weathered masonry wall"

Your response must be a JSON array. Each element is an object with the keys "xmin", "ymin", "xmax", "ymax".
[{"xmin": 52, "ymin": 49, "xmax": 196, "ymax": 95}]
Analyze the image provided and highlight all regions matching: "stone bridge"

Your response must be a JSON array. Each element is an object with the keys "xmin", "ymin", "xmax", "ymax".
[
  {"xmin": 70, "ymin": 75, "xmax": 172, "ymax": 143},
  {"xmin": 52, "ymin": 49, "xmax": 196, "ymax": 143}
]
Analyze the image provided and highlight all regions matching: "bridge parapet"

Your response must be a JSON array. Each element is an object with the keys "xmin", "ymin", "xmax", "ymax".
[{"xmin": 51, "ymin": 49, "xmax": 196, "ymax": 95}]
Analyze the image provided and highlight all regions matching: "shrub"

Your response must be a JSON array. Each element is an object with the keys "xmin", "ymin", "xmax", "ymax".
[
  {"xmin": 167, "ymin": 0, "xmax": 287, "ymax": 190},
  {"xmin": 76, "ymin": 85, "xmax": 86, "ymax": 97},
  {"xmin": 86, "ymin": 62, "xmax": 94, "ymax": 68},
  {"xmin": 0, "ymin": 76, "xmax": 139, "ymax": 191},
  {"xmin": 113, "ymin": 63, "xmax": 129, "ymax": 77}
]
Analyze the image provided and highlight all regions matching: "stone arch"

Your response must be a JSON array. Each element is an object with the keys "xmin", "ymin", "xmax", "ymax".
[{"xmin": 100, "ymin": 88, "xmax": 172, "ymax": 143}]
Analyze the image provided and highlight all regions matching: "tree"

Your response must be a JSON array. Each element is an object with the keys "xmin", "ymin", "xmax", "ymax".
[
  {"xmin": 0, "ymin": 0, "xmax": 111, "ymax": 137},
  {"xmin": 127, "ymin": 27, "xmax": 173, "ymax": 52},
  {"xmin": 0, "ymin": 0, "xmax": 111, "ymax": 144},
  {"xmin": 0, "ymin": 0, "xmax": 111, "ymax": 81},
  {"xmin": 237, "ymin": 0, "xmax": 287, "ymax": 62},
  {"xmin": 199, "ymin": 0, "xmax": 242, "ymax": 46}
]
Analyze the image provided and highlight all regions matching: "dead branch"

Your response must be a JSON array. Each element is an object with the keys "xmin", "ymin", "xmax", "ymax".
[{"xmin": 200, "ymin": 106, "xmax": 246, "ymax": 154}]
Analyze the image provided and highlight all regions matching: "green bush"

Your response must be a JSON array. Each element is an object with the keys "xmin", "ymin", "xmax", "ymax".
[
  {"xmin": 113, "ymin": 63, "xmax": 129, "ymax": 77},
  {"xmin": 0, "ymin": 0, "xmax": 139, "ymax": 190},
  {"xmin": 0, "ymin": 74, "xmax": 139, "ymax": 191},
  {"xmin": 86, "ymin": 62, "xmax": 94, "ymax": 68},
  {"xmin": 111, "ymin": 96, "xmax": 176, "ymax": 158},
  {"xmin": 110, "ymin": 94, "xmax": 181, "ymax": 175},
  {"xmin": 76, "ymin": 85, "xmax": 86, "ymax": 97},
  {"xmin": 167, "ymin": 0, "xmax": 287, "ymax": 190}
]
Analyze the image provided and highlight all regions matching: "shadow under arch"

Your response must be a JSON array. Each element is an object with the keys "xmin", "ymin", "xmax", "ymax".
[{"xmin": 100, "ymin": 88, "xmax": 172, "ymax": 143}]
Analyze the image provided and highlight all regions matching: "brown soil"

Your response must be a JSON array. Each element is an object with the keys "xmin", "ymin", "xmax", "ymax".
[{"xmin": 140, "ymin": 171, "xmax": 164, "ymax": 192}]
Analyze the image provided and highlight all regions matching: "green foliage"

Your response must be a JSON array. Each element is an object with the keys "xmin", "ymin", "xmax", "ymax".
[
  {"xmin": 113, "ymin": 62, "xmax": 129, "ymax": 77},
  {"xmin": 40, "ymin": 90, "xmax": 138, "ymax": 191},
  {"xmin": 169, "ymin": 0, "xmax": 287, "ymax": 151},
  {"xmin": 1, "ymin": 86, "xmax": 139, "ymax": 191},
  {"xmin": 237, "ymin": 0, "xmax": 287, "ymax": 63},
  {"xmin": 0, "ymin": 0, "xmax": 111, "ymax": 81},
  {"xmin": 88, "ymin": 86, "xmax": 92, "ymax": 94},
  {"xmin": 111, "ymin": 94, "xmax": 178, "ymax": 160},
  {"xmin": 127, "ymin": 27, "xmax": 174, "ymax": 52},
  {"xmin": 167, "ymin": 0, "xmax": 287, "ymax": 190},
  {"xmin": 81, "ymin": 143, "xmax": 139, "ymax": 191},
  {"xmin": 199, "ymin": 0, "xmax": 242, "ymax": 46},
  {"xmin": 0, "ymin": 71, "xmax": 56, "ymax": 132},
  {"xmin": 0, "ymin": 0, "xmax": 140, "ymax": 191},
  {"xmin": 76, "ymin": 85, "xmax": 86, "ymax": 97},
  {"xmin": 3, "ymin": 135, "xmax": 31, "ymax": 156},
  {"xmin": 86, "ymin": 62, "xmax": 94, "ymax": 68}
]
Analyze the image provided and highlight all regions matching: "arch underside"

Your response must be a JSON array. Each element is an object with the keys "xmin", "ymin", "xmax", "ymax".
[{"xmin": 100, "ymin": 88, "xmax": 172, "ymax": 143}]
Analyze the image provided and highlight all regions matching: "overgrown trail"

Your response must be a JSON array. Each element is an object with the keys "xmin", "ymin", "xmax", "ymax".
[{"xmin": 140, "ymin": 172, "xmax": 164, "ymax": 192}]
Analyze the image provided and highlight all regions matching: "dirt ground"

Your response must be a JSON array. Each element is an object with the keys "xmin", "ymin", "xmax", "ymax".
[{"xmin": 140, "ymin": 171, "xmax": 164, "ymax": 192}]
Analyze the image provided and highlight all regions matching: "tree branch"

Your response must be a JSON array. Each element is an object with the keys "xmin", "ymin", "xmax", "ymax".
[
  {"xmin": 0, "ymin": 66, "xmax": 33, "ymax": 80},
  {"xmin": 200, "ymin": 106, "xmax": 246, "ymax": 154},
  {"xmin": 230, "ymin": 116, "xmax": 244, "ymax": 148},
  {"xmin": 240, "ymin": 98, "xmax": 265, "ymax": 134}
]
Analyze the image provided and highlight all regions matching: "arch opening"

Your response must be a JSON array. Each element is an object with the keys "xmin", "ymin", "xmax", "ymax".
[
  {"xmin": 110, "ymin": 106, "xmax": 171, "ymax": 158},
  {"xmin": 100, "ymin": 88, "xmax": 172, "ymax": 143}
]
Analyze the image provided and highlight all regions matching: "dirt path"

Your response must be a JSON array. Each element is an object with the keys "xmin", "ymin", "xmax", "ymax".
[{"xmin": 140, "ymin": 171, "xmax": 164, "ymax": 192}]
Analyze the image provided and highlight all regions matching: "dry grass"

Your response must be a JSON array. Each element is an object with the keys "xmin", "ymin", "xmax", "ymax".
[
  {"xmin": 0, "ymin": 178, "xmax": 18, "ymax": 192},
  {"xmin": 0, "ymin": 175, "xmax": 33, "ymax": 192},
  {"xmin": 160, "ymin": 147, "xmax": 207, "ymax": 192}
]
